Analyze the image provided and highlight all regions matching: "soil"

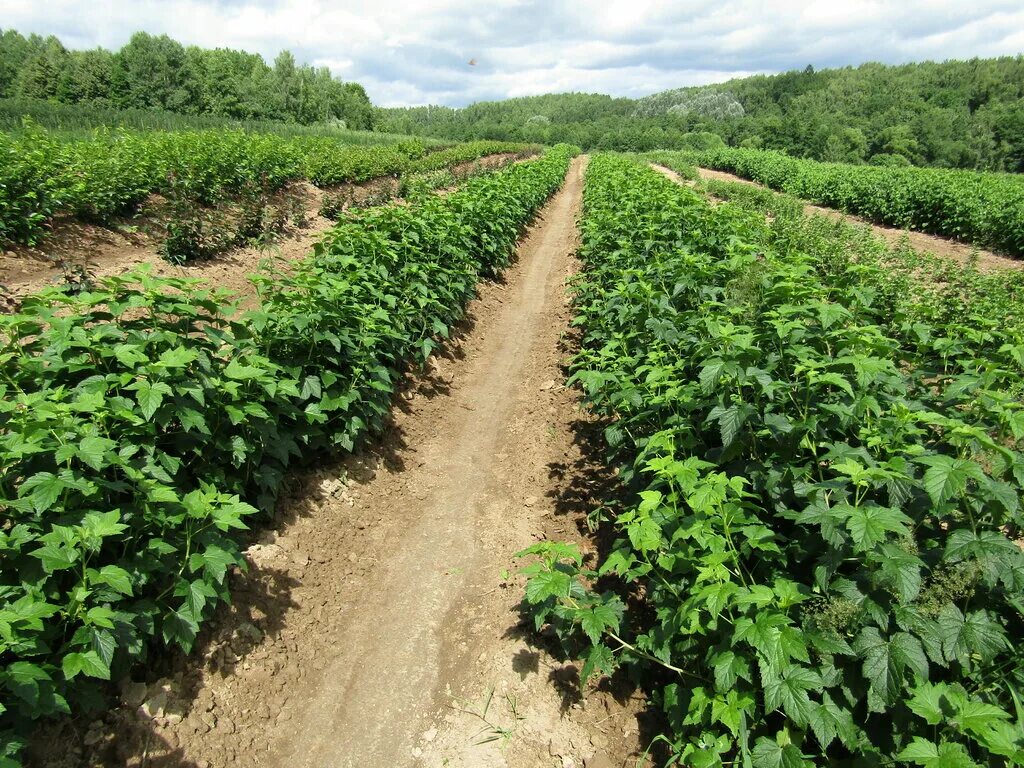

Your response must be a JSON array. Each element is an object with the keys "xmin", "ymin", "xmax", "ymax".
[
  {"xmin": 687, "ymin": 166, "xmax": 1023, "ymax": 272},
  {"xmin": 28, "ymin": 155, "xmax": 651, "ymax": 768},
  {"xmin": 0, "ymin": 153, "xmax": 526, "ymax": 311}
]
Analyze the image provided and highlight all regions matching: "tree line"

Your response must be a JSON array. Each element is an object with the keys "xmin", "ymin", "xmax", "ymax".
[
  {"xmin": 0, "ymin": 29, "xmax": 375, "ymax": 129},
  {"xmin": 378, "ymin": 58, "xmax": 1024, "ymax": 172}
]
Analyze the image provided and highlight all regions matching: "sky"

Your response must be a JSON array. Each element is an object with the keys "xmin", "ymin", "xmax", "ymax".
[{"xmin": 2, "ymin": 0, "xmax": 1023, "ymax": 107}]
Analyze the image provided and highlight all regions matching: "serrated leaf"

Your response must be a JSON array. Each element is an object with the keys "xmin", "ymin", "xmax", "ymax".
[
  {"xmin": 95, "ymin": 565, "xmax": 133, "ymax": 595},
  {"xmin": 19, "ymin": 471, "xmax": 65, "ymax": 513},
  {"xmin": 875, "ymin": 544, "xmax": 924, "ymax": 602},
  {"xmin": 853, "ymin": 627, "xmax": 927, "ymax": 712},
  {"xmin": 580, "ymin": 643, "xmax": 615, "ymax": 686},
  {"xmin": 578, "ymin": 601, "xmax": 622, "ymax": 644},
  {"xmin": 712, "ymin": 650, "xmax": 750, "ymax": 691},
  {"xmin": 188, "ymin": 545, "xmax": 238, "ymax": 584},
  {"xmin": 938, "ymin": 605, "xmax": 1008, "ymax": 665},
  {"xmin": 162, "ymin": 608, "xmax": 199, "ymax": 652},
  {"xmin": 524, "ymin": 569, "xmax": 571, "ymax": 604},
  {"xmin": 61, "ymin": 650, "xmax": 110, "ymax": 681},
  {"xmin": 627, "ymin": 516, "xmax": 662, "ymax": 552},
  {"xmin": 77, "ymin": 436, "xmax": 115, "ymax": 471},
  {"xmin": 224, "ymin": 359, "xmax": 264, "ymax": 380},
  {"xmin": 919, "ymin": 456, "xmax": 986, "ymax": 507},
  {"xmin": 699, "ymin": 358, "xmax": 726, "ymax": 393},
  {"xmin": 908, "ymin": 682, "xmax": 948, "ymax": 725},
  {"xmin": 157, "ymin": 346, "xmax": 197, "ymax": 368},
  {"xmin": 897, "ymin": 738, "xmax": 940, "ymax": 764},
  {"xmin": 809, "ymin": 692, "xmax": 858, "ymax": 750},
  {"xmin": 130, "ymin": 380, "xmax": 173, "ymax": 420},
  {"xmin": 844, "ymin": 504, "xmax": 910, "ymax": 551},
  {"xmin": 750, "ymin": 737, "xmax": 810, "ymax": 768}
]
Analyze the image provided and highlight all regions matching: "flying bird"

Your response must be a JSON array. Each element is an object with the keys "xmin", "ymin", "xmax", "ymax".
[{"xmin": 468, "ymin": 58, "xmax": 477, "ymax": 66}]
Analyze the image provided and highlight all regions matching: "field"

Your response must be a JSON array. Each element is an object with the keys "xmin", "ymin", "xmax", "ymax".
[{"xmin": 2, "ymin": 92, "xmax": 1024, "ymax": 768}]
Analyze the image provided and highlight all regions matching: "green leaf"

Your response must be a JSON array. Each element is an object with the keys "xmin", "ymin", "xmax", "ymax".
[
  {"xmin": 188, "ymin": 545, "xmax": 238, "ymax": 584},
  {"xmin": 813, "ymin": 372, "xmax": 854, "ymax": 399},
  {"xmin": 130, "ymin": 379, "xmax": 173, "ymax": 420},
  {"xmin": 524, "ymin": 569, "xmax": 571, "ymax": 604},
  {"xmin": 844, "ymin": 504, "xmax": 910, "ymax": 551},
  {"xmin": 157, "ymin": 346, "xmax": 197, "ymax": 368},
  {"xmin": 712, "ymin": 650, "xmax": 750, "ymax": 691},
  {"xmin": 30, "ymin": 544, "xmax": 78, "ymax": 572},
  {"xmin": 908, "ymin": 682, "xmax": 948, "ymax": 726},
  {"xmin": 710, "ymin": 404, "xmax": 749, "ymax": 448},
  {"xmin": 875, "ymin": 544, "xmax": 924, "ymax": 602},
  {"xmin": 897, "ymin": 738, "xmax": 939, "ymax": 764},
  {"xmin": 578, "ymin": 601, "xmax": 622, "ymax": 644},
  {"xmin": 89, "ymin": 628, "xmax": 117, "ymax": 668},
  {"xmin": 954, "ymin": 698, "xmax": 1010, "ymax": 736},
  {"xmin": 711, "ymin": 690, "xmax": 754, "ymax": 737},
  {"xmin": 627, "ymin": 516, "xmax": 662, "ymax": 553},
  {"xmin": 183, "ymin": 579, "xmax": 217, "ymax": 619},
  {"xmin": 224, "ymin": 359, "xmax": 264, "ymax": 380},
  {"xmin": 95, "ymin": 565, "xmax": 133, "ymax": 595},
  {"xmin": 750, "ymin": 737, "xmax": 809, "ymax": 768},
  {"xmin": 853, "ymin": 627, "xmax": 927, "ymax": 712},
  {"xmin": 938, "ymin": 605, "xmax": 1008, "ymax": 665},
  {"xmin": 809, "ymin": 692, "xmax": 858, "ymax": 750},
  {"xmin": 919, "ymin": 456, "xmax": 986, "ymax": 507},
  {"xmin": 114, "ymin": 343, "xmax": 148, "ymax": 366},
  {"xmin": 77, "ymin": 436, "xmax": 115, "ymax": 471},
  {"xmin": 81, "ymin": 510, "xmax": 127, "ymax": 540},
  {"xmin": 580, "ymin": 643, "xmax": 615, "ymax": 686},
  {"xmin": 61, "ymin": 650, "xmax": 110, "ymax": 681},
  {"xmin": 764, "ymin": 666, "xmax": 820, "ymax": 726},
  {"xmin": 19, "ymin": 471, "xmax": 65, "ymax": 513},
  {"xmin": 162, "ymin": 608, "xmax": 200, "ymax": 652},
  {"xmin": 897, "ymin": 739, "xmax": 981, "ymax": 768},
  {"xmin": 178, "ymin": 407, "xmax": 210, "ymax": 434},
  {"xmin": 699, "ymin": 358, "xmax": 726, "ymax": 393}
]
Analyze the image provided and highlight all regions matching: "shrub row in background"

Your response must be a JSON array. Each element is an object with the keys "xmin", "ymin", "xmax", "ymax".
[
  {"xmin": 0, "ymin": 123, "xmax": 531, "ymax": 246},
  {"xmin": 520, "ymin": 154, "xmax": 1024, "ymax": 766},
  {"xmin": 676, "ymin": 147, "xmax": 1024, "ymax": 256},
  {"xmin": 0, "ymin": 144, "xmax": 578, "ymax": 763}
]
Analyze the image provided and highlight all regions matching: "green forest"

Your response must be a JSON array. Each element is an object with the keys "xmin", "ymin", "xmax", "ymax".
[
  {"xmin": 377, "ymin": 58, "xmax": 1024, "ymax": 171},
  {"xmin": 0, "ymin": 29, "xmax": 375, "ymax": 129},
  {"xmin": 1, "ymin": 29, "xmax": 1022, "ymax": 171}
]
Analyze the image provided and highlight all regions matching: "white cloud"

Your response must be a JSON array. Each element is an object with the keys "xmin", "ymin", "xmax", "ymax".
[{"xmin": 2, "ymin": 0, "xmax": 1022, "ymax": 106}]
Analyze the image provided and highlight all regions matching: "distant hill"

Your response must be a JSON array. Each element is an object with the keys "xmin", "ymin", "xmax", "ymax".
[{"xmin": 378, "ymin": 57, "xmax": 1024, "ymax": 171}]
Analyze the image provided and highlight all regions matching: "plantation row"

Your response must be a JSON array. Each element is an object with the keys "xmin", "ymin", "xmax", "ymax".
[
  {"xmin": 672, "ymin": 147, "xmax": 1024, "ymax": 256},
  {"xmin": 0, "ymin": 144, "xmax": 578, "ymax": 763},
  {"xmin": 0, "ymin": 125, "xmax": 533, "ymax": 246},
  {"xmin": 521, "ymin": 155, "xmax": 1024, "ymax": 765}
]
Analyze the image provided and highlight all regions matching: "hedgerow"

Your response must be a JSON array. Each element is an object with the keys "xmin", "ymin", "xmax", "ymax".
[
  {"xmin": 519, "ymin": 154, "xmax": 1024, "ymax": 766},
  {"xmin": 672, "ymin": 147, "xmax": 1024, "ymax": 256},
  {"xmin": 0, "ymin": 123, "xmax": 532, "ymax": 247}
]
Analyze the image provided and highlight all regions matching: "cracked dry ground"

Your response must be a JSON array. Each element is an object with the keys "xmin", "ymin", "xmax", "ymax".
[{"xmin": 29, "ymin": 156, "xmax": 654, "ymax": 768}]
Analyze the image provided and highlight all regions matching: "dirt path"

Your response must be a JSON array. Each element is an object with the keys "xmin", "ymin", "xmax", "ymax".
[
  {"xmin": 271, "ymin": 153, "xmax": 601, "ymax": 768},
  {"xmin": 33, "ymin": 155, "xmax": 649, "ymax": 768},
  {"xmin": 685, "ymin": 165, "xmax": 1022, "ymax": 272},
  {"xmin": 649, "ymin": 165, "xmax": 693, "ymax": 187}
]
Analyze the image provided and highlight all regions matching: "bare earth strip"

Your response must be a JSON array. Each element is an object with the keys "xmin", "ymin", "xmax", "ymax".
[
  {"xmin": 32, "ymin": 155, "xmax": 649, "ymax": 768},
  {"xmin": 688, "ymin": 165, "xmax": 1021, "ymax": 271}
]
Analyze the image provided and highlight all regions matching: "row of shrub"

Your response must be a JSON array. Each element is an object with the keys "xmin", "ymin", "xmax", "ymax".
[
  {"xmin": 520, "ymin": 154, "xmax": 1024, "ymax": 765},
  {"xmin": 0, "ymin": 144, "xmax": 578, "ymax": 763},
  {"xmin": 0, "ymin": 123, "xmax": 531, "ymax": 246},
  {"xmin": 672, "ymin": 147, "xmax": 1024, "ymax": 256}
]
